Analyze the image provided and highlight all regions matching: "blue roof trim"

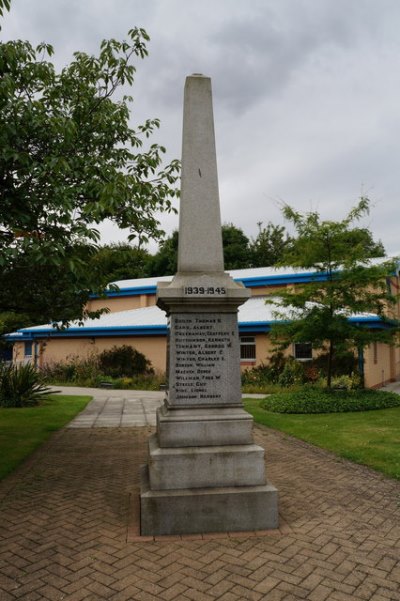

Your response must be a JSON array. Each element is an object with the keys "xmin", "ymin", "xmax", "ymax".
[
  {"xmin": 6, "ymin": 324, "xmax": 168, "ymax": 341},
  {"xmin": 348, "ymin": 316, "xmax": 394, "ymax": 329},
  {"xmin": 237, "ymin": 271, "xmax": 330, "ymax": 288},
  {"xmin": 91, "ymin": 285, "xmax": 159, "ymax": 298},
  {"xmin": 7, "ymin": 314, "xmax": 392, "ymax": 342},
  {"xmin": 90, "ymin": 270, "xmax": 332, "ymax": 299},
  {"xmin": 239, "ymin": 321, "xmax": 272, "ymax": 333}
]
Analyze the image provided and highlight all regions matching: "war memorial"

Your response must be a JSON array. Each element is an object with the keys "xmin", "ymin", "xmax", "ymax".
[{"xmin": 140, "ymin": 74, "xmax": 278, "ymax": 535}]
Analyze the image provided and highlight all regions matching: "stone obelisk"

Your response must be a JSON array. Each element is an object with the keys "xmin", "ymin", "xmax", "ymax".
[{"xmin": 140, "ymin": 74, "xmax": 278, "ymax": 535}]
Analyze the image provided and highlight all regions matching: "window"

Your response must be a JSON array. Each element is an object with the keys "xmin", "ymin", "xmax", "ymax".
[
  {"xmin": 240, "ymin": 336, "xmax": 256, "ymax": 361},
  {"xmin": 373, "ymin": 341, "xmax": 378, "ymax": 365},
  {"xmin": 293, "ymin": 342, "xmax": 312, "ymax": 361},
  {"xmin": 24, "ymin": 341, "xmax": 33, "ymax": 357}
]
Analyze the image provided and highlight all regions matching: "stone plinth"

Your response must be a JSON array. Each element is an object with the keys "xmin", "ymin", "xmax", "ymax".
[
  {"xmin": 156, "ymin": 405, "xmax": 253, "ymax": 447},
  {"xmin": 140, "ymin": 466, "xmax": 278, "ymax": 536},
  {"xmin": 140, "ymin": 74, "xmax": 278, "ymax": 536},
  {"xmin": 147, "ymin": 434, "xmax": 266, "ymax": 490}
]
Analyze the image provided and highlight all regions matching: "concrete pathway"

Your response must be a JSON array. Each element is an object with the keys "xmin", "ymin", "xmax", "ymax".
[
  {"xmin": 54, "ymin": 387, "xmax": 164, "ymax": 428},
  {"xmin": 53, "ymin": 386, "xmax": 266, "ymax": 428}
]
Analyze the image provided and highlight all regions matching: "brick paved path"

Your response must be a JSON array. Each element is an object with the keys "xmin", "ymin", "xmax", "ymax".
[{"xmin": 1, "ymin": 423, "xmax": 399, "ymax": 601}]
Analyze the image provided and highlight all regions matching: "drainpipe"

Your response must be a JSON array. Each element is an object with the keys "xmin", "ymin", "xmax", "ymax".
[{"xmin": 358, "ymin": 347, "xmax": 365, "ymax": 388}]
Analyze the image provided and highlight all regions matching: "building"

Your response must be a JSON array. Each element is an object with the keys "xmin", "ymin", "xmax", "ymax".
[{"xmin": 6, "ymin": 265, "xmax": 400, "ymax": 388}]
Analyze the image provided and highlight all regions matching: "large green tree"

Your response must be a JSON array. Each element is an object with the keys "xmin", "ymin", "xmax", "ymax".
[
  {"xmin": 221, "ymin": 223, "xmax": 252, "ymax": 270},
  {"xmin": 0, "ymin": 10, "xmax": 179, "ymax": 326},
  {"xmin": 269, "ymin": 198, "xmax": 398, "ymax": 387},
  {"xmin": 250, "ymin": 221, "xmax": 293, "ymax": 267},
  {"xmin": 146, "ymin": 224, "xmax": 252, "ymax": 277},
  {"xmin": 145, "ymin": 230, "xmax": 179, "ymax": 277},
  {"xmin": 90, "ymin": 243, "xmax": 151, "ymax": 283}
]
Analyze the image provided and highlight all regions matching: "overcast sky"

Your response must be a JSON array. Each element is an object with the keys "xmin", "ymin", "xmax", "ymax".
[{"xmin": 2, "ymin": 0, "xmax": 400, "ymax": 255}]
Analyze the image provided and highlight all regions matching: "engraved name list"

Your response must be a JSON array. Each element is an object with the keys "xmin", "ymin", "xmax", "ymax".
[{"xmin": 168, "ymin": 313, "xmax": 239, "ymax": 405}]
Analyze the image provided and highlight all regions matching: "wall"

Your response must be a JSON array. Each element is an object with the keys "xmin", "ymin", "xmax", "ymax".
[
  {"xmin": 364, "ymin": 342, "xmax": 397, "ymax": 388},
  {"xmin": 14, "ymin": 336, "xmax": 167, "ymax": 374},
  {"xmin": 87, "ymin": 294, "xmax": 156, "ymax": 314}
]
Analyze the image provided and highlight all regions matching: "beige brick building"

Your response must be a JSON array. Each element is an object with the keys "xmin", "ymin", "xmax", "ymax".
[{"xmin": 7, "ymin": 266, "xmax": 400, "ymax": 388}]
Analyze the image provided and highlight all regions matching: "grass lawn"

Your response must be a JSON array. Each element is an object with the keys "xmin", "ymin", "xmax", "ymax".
[
  {"xmin": 0, "ymin": 394, "xmax": 92, "ymax": 481},
  {"xmin": 244, "ymin": 398, "xmax": 400, "ymax": 480}
]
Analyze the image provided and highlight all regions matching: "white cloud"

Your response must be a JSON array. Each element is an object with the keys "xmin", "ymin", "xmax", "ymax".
[{"xmin": 2, "ymin": 0, "xmax": 400, "ymax": 255}]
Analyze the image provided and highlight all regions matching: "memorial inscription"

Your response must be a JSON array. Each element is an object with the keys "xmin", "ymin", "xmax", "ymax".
[{"xmin": 168, "ymin": 312, "xmax": 241, "ymax": 406}]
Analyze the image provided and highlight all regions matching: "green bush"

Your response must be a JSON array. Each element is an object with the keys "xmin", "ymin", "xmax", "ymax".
[
  {"xmin": 261, "ymin": 387, "xmax": 400, "ymax": 414},
  {"xmin": 41, "ymin": 354, "xmax": 101, "ymax": 385},
  {"xmin": 277, "ymin": 357, "xmax": 307, "ymax": 387},
  {"xmin": 98, "ymin": 345, "xmax": 153, "ymax": 378},
  {"xmin": 42, "ymin": 349, "xmax": 162, "ymax": 389},
  {"xmin": 0, "ymin": 363, "xmax": 53, "ymax": 407},
  {"xmin": 241, "ymin": 363, "xmax": 274, "ymax": 387},
  {"xmin": 93, "ymin": 373, "xmax": 165, "ymax": 391}
]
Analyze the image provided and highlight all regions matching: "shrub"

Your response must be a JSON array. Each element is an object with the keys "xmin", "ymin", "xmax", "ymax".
[
  {"xmin": 277, "ymin": 357, "xmax": 307, "ymax": 387},
  {"xmin": 241, "ymin": 363, "xmax": 274, "ymax": 387},
  {"xmin": 93, "ymin": 372, "xmax": 165, "ymax": 391},
  {"xmin": 0, "ymin": 363, "xmax": 53, "ymax": 408},
  {"xmin": 313, "ymin": 350, "xmax": 358, "ymax": 378},
  {"xmin": 98, "ymin": 345, "xmax": 153, "ymax": 378},
  {"xmin": 41, "ymin": 354, "xmax": 101, "ymax": 385},
  {"xmin": 261, "ymin": 387, "xmax": 400, "ymax": 414}
]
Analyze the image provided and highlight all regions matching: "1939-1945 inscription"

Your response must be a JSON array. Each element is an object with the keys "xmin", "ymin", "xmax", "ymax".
[{"xmin": 184, "ymin": 286, "xmax": 226, "ymax": 295}]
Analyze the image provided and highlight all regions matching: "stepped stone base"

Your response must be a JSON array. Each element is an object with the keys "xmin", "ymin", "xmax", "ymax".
[
  {"xmin": 157, "ymin": 405, "xmax": 253, "ymax": 447},
  {"xmin": 140, "ymin": 465, "xmax": 279, "ymax": 536},
  {"xmin": 147, "ymin": 434, "xmax": 266, "ymax": 490}
]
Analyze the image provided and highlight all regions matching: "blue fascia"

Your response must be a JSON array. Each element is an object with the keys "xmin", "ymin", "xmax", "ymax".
[
  {"xmin": 239, "ymin": 322, "xmax": 272, "ymax": 333},
  {"xmin": 348, "ymin": 316, "xmax": 394, "ymax": 329},
  {"xmin": 5, "ymin": 324, "xmax": 168, "ymax": 341},
  {"xmin": 94, "ymin": 285, "xmax": 159, "ymax": 298},
  {"xmin": 7, "ymin": 315, "xmax": 391, "ymax": 342},
  {"xmin": 237, "ymin": 271, "xmax": 330, "ymax": 288},
  {"xmin": 91, "ymin": 270, "xmax": 331, "ymax": 299}
]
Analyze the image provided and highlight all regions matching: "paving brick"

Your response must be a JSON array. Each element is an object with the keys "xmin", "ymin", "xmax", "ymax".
[
  {"xmin": 0, "ymin": 424, "xmax": 399, "ymax": 601},
  {"xmin": 307, "ymin": 583, "xmax": 334, "ymax": 601},
  {"xmin": 230, "ymin": 584, "xmax": 263, "ymax": 600},
  {"xmin": 158, "ymin": 583, "xmax": 189, "ymax": 600}
]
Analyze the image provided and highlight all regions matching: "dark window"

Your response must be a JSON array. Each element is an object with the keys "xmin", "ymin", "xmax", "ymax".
[
  {"xmin": 294, "ymin": 342, "xmax": 312, "ymax": 360},
  {"xmin": 24, "ymin": 341, "xmax": 33, "ymax": 357},
  {"xmin": 240, "ymin": 336, "xmax": 256, "ymax": 360}
]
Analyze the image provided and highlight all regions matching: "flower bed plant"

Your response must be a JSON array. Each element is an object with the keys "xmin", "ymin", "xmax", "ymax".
[{"xmin": 261, "ymin": 387, "xmax": 400, "ymax": 414}]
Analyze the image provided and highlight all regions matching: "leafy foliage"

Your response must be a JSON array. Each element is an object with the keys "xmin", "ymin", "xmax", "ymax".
[
  {"xmin": 146, "ymin": 230, "xmax": 179, "ymax": 276},
  {"xmin": 0, "ymin": 362, "xmax": 53, "ymax": 407},
  {"xmin": 41, "ymin": 353, "xmax": 101, "ymax": 385},
  {"xmin": 250, "ymin": 221, "xmax": 293, "ymax": 267},
  {"xmin": 146, "ymin": 225, "xmax": 253, "ymax": 276},
  {"xmin": 98, "ymin": 345, "xmax": 153, "ymax": 378},
  {"xmin": 241, "ymin": 350, "xmax": 359, "ymax": 392},
  {"xmin": 269, "ymin": 198, "xmax": 399, "ymax": 387},
  {"xmin": 221, "ymin": 223, "xmax": 252, "ymax": 270},
  {"xmin": 42, "ymin": 349, "xmax": 160, "ymax": 388},
  {"xmin": 89, "ymin": 243, "xmax": 151, "ymax": 283},
  {"xmin": 261, "ymin": 388, "xmax": 400, "ymax": 414},
  {"xmin": 0, "ymin": 26, "xmax": 179, "ymax": 324}
]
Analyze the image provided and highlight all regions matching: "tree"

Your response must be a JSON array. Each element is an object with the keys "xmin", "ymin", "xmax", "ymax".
[
  {"xmin": 89, "ymin": 243, "xmax": 151, "ymax": 283},
  {"xmin": 0, "ymin": 15, "xmax": 179, "ymax": 325},
  {"xmin": 145, "ymin": 230, "xmax": 179, "ymax": 276},
  {"xmin": 222, "ymin": 224, "xmax": 252, "ymax": 270},
  {"xmin": 146, "ymin": 224, "xmax": 252, "ymax": 277},
  {"xmin": 250, "ymin": 221, "xmax": 293, "ymax": 267},
  {"xmin": 269, "ymin": 198, "xmax": 399, "ymax": 387}
]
